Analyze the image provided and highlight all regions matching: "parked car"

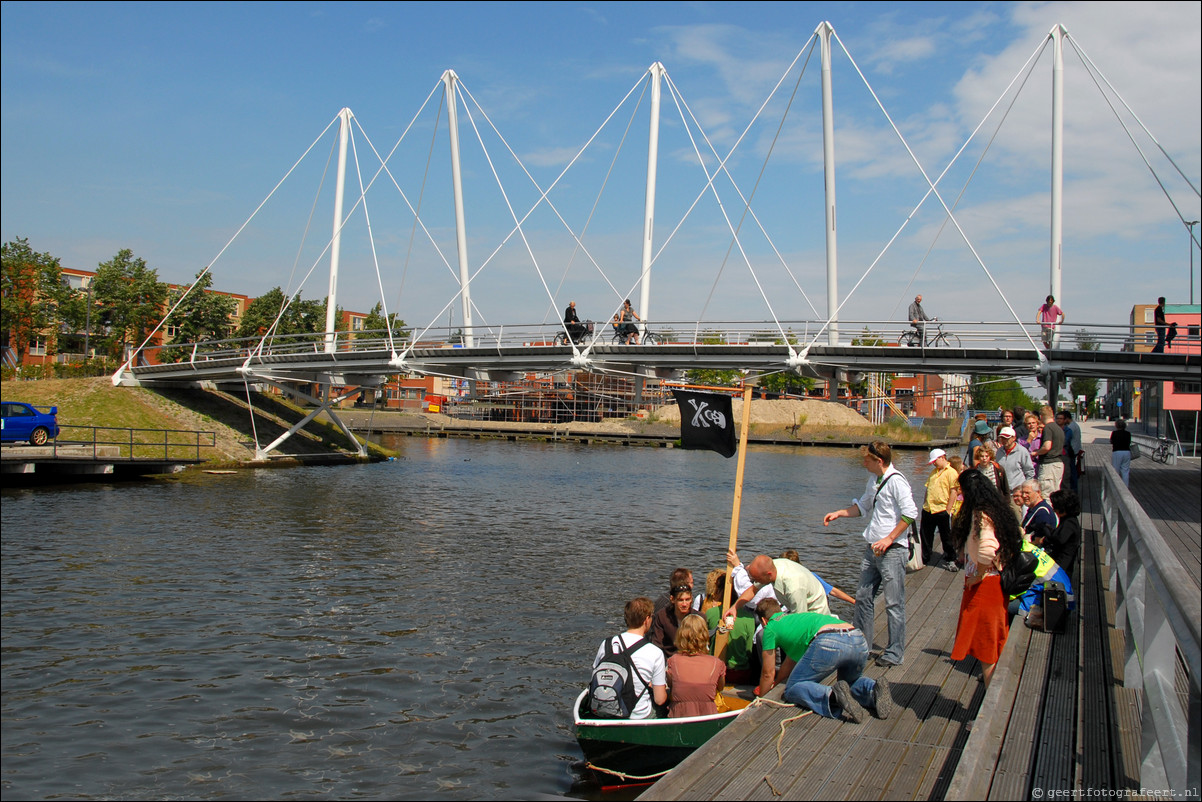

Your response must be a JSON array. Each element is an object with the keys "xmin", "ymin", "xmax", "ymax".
[{"xmin": 0, "ymin": 402, "xmax": 60, "ymax": 446}]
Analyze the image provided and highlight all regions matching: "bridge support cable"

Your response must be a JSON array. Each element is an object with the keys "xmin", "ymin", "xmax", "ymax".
[
  {"xmin": 538, "ymin": 81, "xmax": 650, "ymax": 328},
  {"xmin": 1066, "ymin": 32, "xmax": 1202, "ymax": 237},
  {"xmin": 659, "ymin": 40, "xmax": 824, "ymax": 350},
  {"xmin": 409, "ymin": 71, "xmax": 655, "ymax": 361},
  {"xmin": 345, "ymin": 117, "xmax": 398, "ymax": 356},
  {"xmin": 888, "ymin": 37, "xmax": 1052, "ymax": 325},
  {"xmin": 651, "ymin": 38, "xmax": 824, "ymax": 338},
  {"xmin": 242, "ymin": 378, "xmax": 263, "ymax": 457},
  {"xmin": 796, "ymin": 29, "xmax": 1046, "ymax": 360},
  {"xmin": 661, "ymin": 73, "xmax": 804, "ymax": 356},
  {"xmin": 111, "ymin": 111, "xmax": 346, "ymax": 386}
]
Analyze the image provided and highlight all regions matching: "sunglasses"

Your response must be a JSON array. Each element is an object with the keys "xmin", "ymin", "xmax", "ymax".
[{"xmin": 671, "ymin": 585, "xmax": 693, "ymax": 596}]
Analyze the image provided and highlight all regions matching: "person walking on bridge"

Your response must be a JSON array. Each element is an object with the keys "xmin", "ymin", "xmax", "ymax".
[
  {"xmin": 1037, "ymin": 295, "xmax": 1065, "ymax": 348},
  {"xmin": 1152, "ymin": 297, "xmax": 1167, "ymax": 353}
]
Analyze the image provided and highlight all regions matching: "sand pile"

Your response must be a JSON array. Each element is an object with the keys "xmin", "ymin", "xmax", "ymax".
[{"xmin": 652, "ymin": 398, "xmax": 871, "ymax": 428}]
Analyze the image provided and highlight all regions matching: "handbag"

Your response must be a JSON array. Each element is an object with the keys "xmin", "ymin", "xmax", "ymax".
[
  {"xmin": 1000, "ymin": 550, "xmax": 1038, "ymax": 598},
  {"xmin": 1129, "ymin": 442, "xmax": 1142, "ymax": 460},
  {"xmin": 905, "ymin": 533, "xmax": 924, "ymax": 573}
]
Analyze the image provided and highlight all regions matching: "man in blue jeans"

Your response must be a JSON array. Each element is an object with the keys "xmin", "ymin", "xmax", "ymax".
[
  {"xmin": 822, "ymin": 440, "xmax": 917, "ymax": 667},
  {"xmin": 754, "ymin": 599, "xmax": 893, "ymax": 723}
]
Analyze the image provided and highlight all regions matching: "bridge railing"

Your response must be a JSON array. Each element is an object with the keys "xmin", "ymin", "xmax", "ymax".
[
  {"xmin": 1098, "ymin": 459, "xmax": 1201, "ymax": 796},
  {"xmin": 134, "ymin": 319, "xmax": 1198, "ymax": 367}
]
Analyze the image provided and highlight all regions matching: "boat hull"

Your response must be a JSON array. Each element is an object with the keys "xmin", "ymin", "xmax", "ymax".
[{"xmin": 572, "ymin": 690, "xmax": 745, "ymax": 779}]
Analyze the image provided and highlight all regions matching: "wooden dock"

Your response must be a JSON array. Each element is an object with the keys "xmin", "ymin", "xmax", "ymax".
[{"xmin": 640, "ymin": 436, "xmax": 1198, "ymax": 800}]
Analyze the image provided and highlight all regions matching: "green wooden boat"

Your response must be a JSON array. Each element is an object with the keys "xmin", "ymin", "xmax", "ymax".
[{"xmin": 572, "ymin": 689, "xmax": 749, "ymax": 781}]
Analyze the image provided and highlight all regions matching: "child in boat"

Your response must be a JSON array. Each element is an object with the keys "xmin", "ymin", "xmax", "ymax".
[{"xmin": 666, "ymin": 615, "xmax": 725, "ymax": 718}]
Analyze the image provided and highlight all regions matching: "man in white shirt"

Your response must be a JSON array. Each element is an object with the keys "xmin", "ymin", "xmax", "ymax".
[
  {"xmin": 822, "ymin": 440, "xmax": 918, "ymax": 668},
  {"xmin": 591, "ymin": 597, "xmax": 666, "ymax": 719}
]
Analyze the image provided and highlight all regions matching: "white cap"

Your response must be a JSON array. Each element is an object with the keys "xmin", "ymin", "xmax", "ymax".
[
  {"xmin": 928, "ymin": 448, "xmax": 946, "ymax": 464},
  {"xmin": 999, "ymin": 426, "xmax": 1016, "ymax": 438}
]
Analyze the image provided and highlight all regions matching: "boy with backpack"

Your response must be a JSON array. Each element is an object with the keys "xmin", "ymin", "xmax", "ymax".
[{"xmin": 588, "ymin": 597, "xmax": 667, "ymax": 719}]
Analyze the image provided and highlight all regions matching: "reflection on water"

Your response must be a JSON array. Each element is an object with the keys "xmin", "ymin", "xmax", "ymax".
[{"xmin": 1, "ymin": 437, "xmax": 932, "ymax": 799}]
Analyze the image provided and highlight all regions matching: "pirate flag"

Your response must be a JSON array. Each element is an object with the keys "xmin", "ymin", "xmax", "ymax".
[{"xmin": 672, "ymin": 389, "xmax": 736, "ymax": 458}]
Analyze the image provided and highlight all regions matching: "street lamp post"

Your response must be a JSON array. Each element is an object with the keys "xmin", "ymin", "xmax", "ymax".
[{"xmin": 1189, "ymin": 220, "xmax": 1199, "ymax": 305}]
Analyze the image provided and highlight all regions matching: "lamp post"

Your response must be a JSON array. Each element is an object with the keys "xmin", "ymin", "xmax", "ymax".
[{"xmin": 1189, "ymin": 220, "xmax": 1199, "ymax": 305}]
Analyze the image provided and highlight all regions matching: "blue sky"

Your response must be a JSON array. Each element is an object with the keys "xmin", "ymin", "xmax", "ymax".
[{"xmin": 3, "ymin": 1, "xmax": 1199, "ymax": 339}]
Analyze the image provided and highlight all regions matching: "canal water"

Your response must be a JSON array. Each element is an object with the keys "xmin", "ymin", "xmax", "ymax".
[{"xmin": 1, "ymin": 437, "xmax": 933, "ymax": 800}]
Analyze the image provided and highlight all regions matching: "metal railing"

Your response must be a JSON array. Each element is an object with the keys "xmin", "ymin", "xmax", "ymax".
[
  {"xmin": 51, "ymin": 425, "xmax": 217, "ymax": 462},
  {"xmin": 134, "ymin": 319, "xmax": 1201, "ymax": 367},
  {"xmin": 1098, "ymin": 459, "xmax": 1201, "ymax": 796}
]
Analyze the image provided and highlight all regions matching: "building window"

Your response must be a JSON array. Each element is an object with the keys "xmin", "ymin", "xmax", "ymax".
[
  {"xmin": 1144, "ymin": 309, "xmax": 1154, "ymax": 323},
  {"xmin": 28, "ymin": 338, "xmax": 47, "ymax": 356},
  {"xmin": 1172, "ymin": 380, "xmax": 1200, "ymax": 395}
]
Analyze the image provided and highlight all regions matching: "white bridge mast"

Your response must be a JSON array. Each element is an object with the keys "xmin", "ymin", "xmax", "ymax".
[
  {"xmin": 324, "ymin": 107, "xmax": 351, "ymax": 354},
  {"xmin": 638, "ymin": 62, "xmax": 664, "ymax": 335},
  {"xmin": 819, "ymin": 22, "xmax": 840, "ymax": 347},
  {"xmin": 444, "ymin": 70, "xmax": 474, "ymax": 348},
  {"xmin": 1050, "ymin": 24, "xmax": 1065, "ymax": 319}
]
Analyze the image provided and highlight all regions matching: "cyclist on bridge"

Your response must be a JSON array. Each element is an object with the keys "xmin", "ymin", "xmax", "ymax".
[{"xmin": 907, "ymin": 294, "xmax": 934, "ymax": 346}]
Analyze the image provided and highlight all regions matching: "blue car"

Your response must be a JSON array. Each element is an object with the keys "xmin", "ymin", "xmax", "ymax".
[{"xmin": 1, "ymin": 402, "xmax": 60, "ymax": 446}]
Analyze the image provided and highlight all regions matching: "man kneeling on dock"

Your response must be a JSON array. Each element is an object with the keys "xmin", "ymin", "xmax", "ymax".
[{"xmin": 755, "ymin": 599, "xmax": 893, "ymax": 724}]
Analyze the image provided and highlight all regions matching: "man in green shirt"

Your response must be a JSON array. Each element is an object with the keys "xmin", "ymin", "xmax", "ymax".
[{"xmin": 755, "ymin": 599, "xmax": 893, "ymax": 723}]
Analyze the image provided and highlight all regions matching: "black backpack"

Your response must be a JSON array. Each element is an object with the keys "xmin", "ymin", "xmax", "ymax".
[{"xmin": 587, "ymin": 636, "xmax": 650, "ymax": 719}]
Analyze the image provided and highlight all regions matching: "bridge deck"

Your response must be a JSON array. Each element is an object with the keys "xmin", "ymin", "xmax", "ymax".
[{"xmin": 638, "ymin": 436, "xmax": 1191, "ymax": 800}]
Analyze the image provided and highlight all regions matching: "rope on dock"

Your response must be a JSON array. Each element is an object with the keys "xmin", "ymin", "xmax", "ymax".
[{"xmin": 746, "ymin": 697, "xmax": 812, "ymax": 795}]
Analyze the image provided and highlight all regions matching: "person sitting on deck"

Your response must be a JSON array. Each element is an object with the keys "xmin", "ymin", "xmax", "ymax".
[
  {"xmin": 591, "ymin": 597, "xmax": 666, "ymax": 720},
  {"xmin": 754, "ymin": 599, "xmax": 893, "ymax": 723},
  {"xmin": 1019, "ymin": 480, "xmax": 1058, "ymax": 544},
  {"xmin": 1044, "ymin": 489, "xmax": 1082, "ymax": 580},
  {"xmin": 665, "ymin": 614, "xmax": 726, "ymax": 718},
  {"xmin": 1009, "ymin": 541, "xmax": 1075, "ymax": 629}
]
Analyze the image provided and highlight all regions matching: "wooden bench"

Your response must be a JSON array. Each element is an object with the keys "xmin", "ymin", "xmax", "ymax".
[{"xmin": 945, "ymin": 447, "xmax": 1140, "ymax": 799}]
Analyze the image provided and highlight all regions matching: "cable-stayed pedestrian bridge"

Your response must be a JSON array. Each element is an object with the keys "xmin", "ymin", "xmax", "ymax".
[{"xmin": 122, "ymin": 319, "xmax": 1197, "ymax": 387}]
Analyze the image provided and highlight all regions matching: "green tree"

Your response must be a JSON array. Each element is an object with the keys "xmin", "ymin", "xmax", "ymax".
[
  {"xmin": 1069, "ymin": 329, "xmax": 1100, "ymax": 412},
  {"xmin": 1, "ymin": 237, "xmax": 72, "ymax": 363},
  {"xmin": 91, "ymin": 249, "xmax": 168, "ymax": 361},
  {"xmin": 360, "ymin": 302, "xmax": 408, "ymax": 342},
  {"xmin": 159, "ymin": 271, "xmax": 237, "ymax": 362},
  {"xmin": 760, "ymin": 371, "xmax": 815, "ymax": 396},
  {"xmin": 969, "ymin": 375, "xmax": 1039, "ymax": 412},
  {"xmin": 235, "ymin": 287, "xmax": 329, "ymax": 340}
]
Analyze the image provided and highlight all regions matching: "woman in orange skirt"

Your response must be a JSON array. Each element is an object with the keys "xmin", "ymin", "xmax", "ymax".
[{"xmin": 949, "ymin": 469, "xmax": 1024, "ymax": 686}]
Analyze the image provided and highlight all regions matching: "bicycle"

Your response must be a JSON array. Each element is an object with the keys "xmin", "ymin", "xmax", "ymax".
[
  {"xmin": 553, "ymin": 320, "xmax": 594, "ymax": 347},
  {"xmin": 897, "ymin": 320, "xmax": 960, "ymax": 348},
  {"xmin": 610, "ymin": 324, "xmax": 665, "ymax": 345},
  {"xmin": 1150, "ymin": 437, "xmax": 1173, "ymax": 463}
]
